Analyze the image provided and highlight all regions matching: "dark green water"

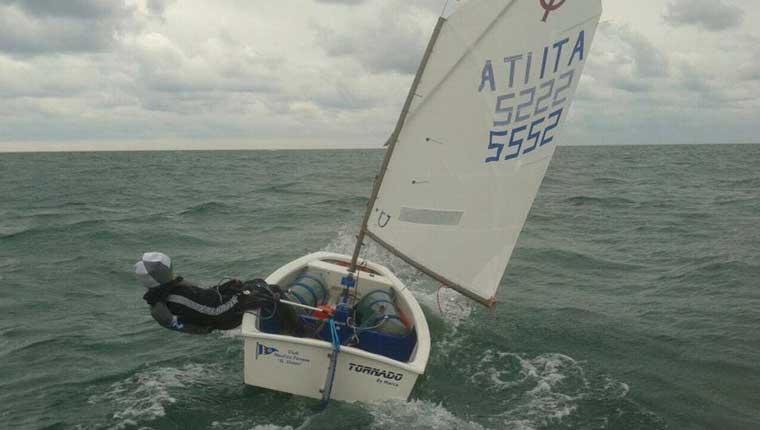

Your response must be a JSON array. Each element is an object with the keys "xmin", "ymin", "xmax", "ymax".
[{"xmin": 0, "ymin": 145, "xmax": 758, "ymax": 430}]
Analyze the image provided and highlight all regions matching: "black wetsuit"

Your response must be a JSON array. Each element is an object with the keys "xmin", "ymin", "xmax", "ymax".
[{"xmin": 143, "ymin": 277, "xmax": 279, "ymax": 334}]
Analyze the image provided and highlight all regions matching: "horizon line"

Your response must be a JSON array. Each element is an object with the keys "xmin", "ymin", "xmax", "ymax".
[{"xmin": 0, "ymin": 141, "xmax": 758, "ymax": 154}]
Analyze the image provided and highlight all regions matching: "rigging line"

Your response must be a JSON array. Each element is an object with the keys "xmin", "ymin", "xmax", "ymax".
[{"xmin": 440, "ymin": 0, "xmax": 450, "ymax": 17}]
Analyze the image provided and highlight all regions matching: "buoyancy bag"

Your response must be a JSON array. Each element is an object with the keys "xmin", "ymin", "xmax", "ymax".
[
  {"xmin": 285, "ymin": 273, "xmax": 328, "ymax": 314},
  {"xmin": 355, "ymin": 289, "xmax": 409, "ymax": 336}
]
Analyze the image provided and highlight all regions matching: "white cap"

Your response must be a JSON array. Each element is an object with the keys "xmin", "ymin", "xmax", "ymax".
[{"xmin": 134, "ymin": 252, "xmax": 174, "ymax": 288}]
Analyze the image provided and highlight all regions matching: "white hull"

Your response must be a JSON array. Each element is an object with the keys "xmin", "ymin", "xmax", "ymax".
[{"xmin": 242, "ymin": 252, "xmax": 431, "ymax": 403}]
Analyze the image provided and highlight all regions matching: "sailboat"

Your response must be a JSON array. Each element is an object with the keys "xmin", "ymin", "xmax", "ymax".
[{"xmin": 241, "ymin": 0, "xmax": 602, "ymax": 404}]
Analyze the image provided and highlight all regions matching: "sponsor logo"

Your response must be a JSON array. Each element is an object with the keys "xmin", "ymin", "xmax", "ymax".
[
  {"xmin": 348, "ymin": 362, "xmax": 404, "ymax": 381},
  {"xmin": 256, "ymin": 342, "xmax": 278, "ymax": 359},
  {"xmin": 540, "ymin": 0, "xmax": 566, "ymax": 22}
]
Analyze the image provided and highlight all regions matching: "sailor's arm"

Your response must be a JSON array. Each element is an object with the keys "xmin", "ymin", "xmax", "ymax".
[{"xmin": 149, "ymin": 301, "xmax": 213, "ymax": 335}]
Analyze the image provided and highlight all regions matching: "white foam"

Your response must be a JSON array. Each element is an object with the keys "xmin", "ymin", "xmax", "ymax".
[
  {"xmin": 601, "ymin": 376, "xmax": 630, "ymax": 399},
  {"xmin": 88, "ymin": 363, "xmax": 220, "ymax": 430},
  {"xmin": 219, "ymin": 327, "xmax": 243, "ymax": 338},
  {"xmin": 208, "ymin": 419, "xmax": 296, "ymax": 430},
  {"xmin": 466, "ymin": 351, "xmax": 592, "ymax": 429},
  {"xmin": 366, "ymin": 399, "xmax": 486, "ymax": 430},
  {"xmin": 250, "ymin": 425, "xmax": 295, "ymax": 430}
]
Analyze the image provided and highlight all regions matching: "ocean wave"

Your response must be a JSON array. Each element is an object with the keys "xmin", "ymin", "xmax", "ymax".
[
  {"xmin": 592, "ymin": 176, "xmax": 628, "ymax": 185},
  {"xmin": 463, "ymin": 349, "xmax": 650, "ymax": 430},
  {"xmin": 0, "ymin": 219, "xmax": 110, "ymax": 241},
  {"xmin": 0, "ymin": 332, "xmax": 104, "ymax": 362},
  {"xmin": 564, "ymin": 196, "xmax": 636, "ymax": 208},
  {"xmin": 367, "ymin": 400, "xmax": 485, "ymax": 430},
  {"xmin": 249, "ymin": 425, "xmax": 295, "ymax": 430},
  {"xmin": 87, "ymin": 363, "xmax": 221, "ymax": 429},
  {"xmin": 0, "ymin": 257, "xmax": 20, "ymax": 269},
  {"xmin": 209, "ymin": 421, "xmax": 295, "ymax": 430},
  {"xmin": 522, "ymin": 247, "xmax": 647, "ymax": 272},
  {"xmin": 472, "ymin": 351, "xmax": 587, "ymax": 429},
  {"xmin": 255, "ymin": 181, "xmax": 306, "ymax": 194},
  {"xmin": 715, "ymin": 176, "xmax": 760, "ymax": 188},
  {"xmin": 179, "ymin": 201, "xmax": 234, "ymax": 216},
  {"xmin": 657, "ymin": 258, "xmax": 760, "ymax": 286},
  {"xmin": 310, "ymin": 195, "xmax": 367, "ymax": 208}
]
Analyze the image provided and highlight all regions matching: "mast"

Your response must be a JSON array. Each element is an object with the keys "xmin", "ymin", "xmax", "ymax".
[{"xmin": 349, "ymin": 17, "xmax": 447, "ymax": 273}]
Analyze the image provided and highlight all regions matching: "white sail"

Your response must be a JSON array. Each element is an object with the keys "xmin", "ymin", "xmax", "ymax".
[{"xmin": 362, "ymin": 0, "xmax": 602, "ymax": 305}]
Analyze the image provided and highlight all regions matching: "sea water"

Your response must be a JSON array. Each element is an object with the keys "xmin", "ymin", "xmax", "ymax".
[{"xmin": 0, "ymin": 145, "xmax": 758, "ymax": 430}]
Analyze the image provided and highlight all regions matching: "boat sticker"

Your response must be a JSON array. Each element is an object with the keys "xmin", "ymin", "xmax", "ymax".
[
  {"xmin": 348, "ymin": 362, "xmax": 404, "ymax": 387},
  {"xmin": 256, "ymin": 343, "xmax": 279, "ymax": 358},
  {"xmin": 255, "ymin": 343, "xmax": 311, "ymax": 367}
]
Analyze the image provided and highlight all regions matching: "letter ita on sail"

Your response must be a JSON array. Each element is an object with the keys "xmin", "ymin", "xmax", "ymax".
[{"xmin": 356, "ymin": 0, "xmax": 603, "ymax": 306}]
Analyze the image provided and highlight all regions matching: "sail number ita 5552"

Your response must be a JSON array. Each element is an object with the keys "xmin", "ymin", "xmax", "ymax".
[{"xmin": 479, "ymin": 30, "xmax": 587, "ymax": 163}]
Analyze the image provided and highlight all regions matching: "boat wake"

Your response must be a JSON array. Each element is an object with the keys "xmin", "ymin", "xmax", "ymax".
[
  {"xmin": 84, "ymin": 351, "xmax": 637, "ymax": 430},
  {"xmin": 470, "ymin": 351, "xmax": 590, "ymax": 429},
  {"xmin": 319, "ymin": 226, "xmax": 639, "ymax": 429},
  {"xmin": 366, "ymin": 400, "xmax": 486, "ymax": 430},
  {"xmin": 88, "ymin": 363, "xmax": 221, "ymax": 430},
  {"xmin": 85, "ymin": 224, "xmax": 646, "ymax": 430}
]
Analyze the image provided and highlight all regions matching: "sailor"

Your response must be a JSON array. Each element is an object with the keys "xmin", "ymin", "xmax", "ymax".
[{"xmin": 134, "ymin": 252, "xmax": 289, "ymax": 334}]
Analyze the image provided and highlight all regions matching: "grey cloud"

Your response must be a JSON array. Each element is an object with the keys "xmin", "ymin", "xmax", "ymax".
[
  {"xmin": 588, "ymin": 22, "xmax": 669, "ymax": 94},
  {"xmin": 738, "ymin": 64, "xmax": 760, "ymax": 81},
  {"xmin": 664, "ymin": 0, "xmax": 743, "ymax": 31},
  {"xmin": 146, "ymin": 0, "xmax": 175, "ymax": 16},
  {"xmin": 317, "ymin": 16, "xmax": 429, "ymax": 74},
  {"xmin": 125, "ymin": 33, "xmax": 282, "ymax": 96},
  {"xmin": 0, "ymin": 7, "xmax": 120, "ymax": 54},
  {"xmin": 678, "ymin": 63, "xmax": 711, "ymax": 93},
  {"xmin": 613, "ymin": 25, "xmax": 669, "ymax": 79},
  {"xmin": 0, "ymin": 55, "xmax": 101, "ymax": 97},
  {"xmin": 0, "ymin": 1, "xmax": 173, "ymax": 55},
  {"xmin": 609, "ymin": 78, "xmax": 651, "ymax": 94},
  {"xmin": 0, "ymin": 0, "xmax": 127, "ymax": 19}
]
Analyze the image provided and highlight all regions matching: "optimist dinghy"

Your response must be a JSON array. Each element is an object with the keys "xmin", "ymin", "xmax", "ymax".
[{"xmin": 242, "ymin": 0, "xmax": 602, "ymax": 404}]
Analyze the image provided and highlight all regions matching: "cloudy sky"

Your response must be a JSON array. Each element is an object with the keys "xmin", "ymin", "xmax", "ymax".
[{"xmin": 0, "ymin": 0, "xmax": 757, "ymax": 151}]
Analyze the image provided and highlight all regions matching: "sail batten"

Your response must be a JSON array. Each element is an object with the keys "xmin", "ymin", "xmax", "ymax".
[{"xmin": 359, "ymin": 0, "xmax": 602, "ymax": 305}]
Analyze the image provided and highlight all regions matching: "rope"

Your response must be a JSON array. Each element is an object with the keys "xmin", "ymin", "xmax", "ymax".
[
  {"xmin": 329, "ymin": 319, "xmax": 340, "ymax": 351},
  {"xmin": 320, "ymin": 319, "xmax": 341, "ymax": 409}
]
